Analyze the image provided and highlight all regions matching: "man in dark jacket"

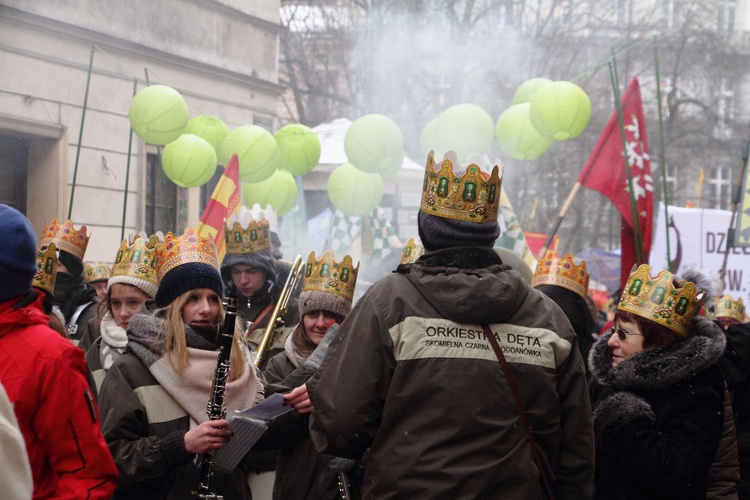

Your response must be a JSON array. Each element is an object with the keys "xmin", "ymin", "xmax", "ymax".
[{"xmin": 303, "ymin": 152, "xmax": 594, "ymax": 499}]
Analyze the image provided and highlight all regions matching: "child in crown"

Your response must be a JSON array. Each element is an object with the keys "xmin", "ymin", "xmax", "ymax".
[
  {"xmin": 97, "ymin": 227, "xmax": 263, "ymax": 499},
  {"xmin": 588, "ymin": 264, "xmax": 738, "ymax": 499}
]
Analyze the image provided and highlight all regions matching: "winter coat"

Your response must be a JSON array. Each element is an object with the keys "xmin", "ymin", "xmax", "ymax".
[
  {"xmin": 718, "ymin": 322, "xmax": 750, "ymax": 499},
  {"xmin": 264, "ymin": 344, "xmax": 340, "ymax": 500},
  {"xmin": 98, "ymin": 316, "xmax": 254, "ymax": 500},
  {"xmin": 308, "ymin": 246, "xmax": 594, "ymax": 499},
  {"xmin": 589, "ymin": 316, "xmax": 730, "ymax": 499},
  {"xmin": 0, "ymin": 292, "xmax": 118, "ymax": 499}
]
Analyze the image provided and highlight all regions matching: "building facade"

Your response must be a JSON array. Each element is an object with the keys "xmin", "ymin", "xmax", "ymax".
[{"xmin": 0, "ymin": 0, "xmax": 282, "ymax": 261}]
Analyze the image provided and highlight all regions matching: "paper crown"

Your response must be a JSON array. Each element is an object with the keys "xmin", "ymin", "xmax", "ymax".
[
  {"xmin": 224, "ymin": 216, "xmax": 271, "ymax": 255},
  {"xmin": 303, "ymin": 250, "xmax": 359, "ymax": 302},
  {"xmin": 111, "ymin": 235, "xmax": 160, "ymax": 288},
  {"xmin": 713, "ymin": 294, "xmax": 745, "ymax": 324},
  {"xmin": 618, "ymin": 264, "xmax": 707, "ymax": 337},
  {"xmin": 83, "ymin": 262, "xmax": 111, "ymax": 283},
  {"xmin": 420, "ymin": 151, "xmax": 502, "ymax": 223},
  {"xmin": 39, "ymin": 218, "xmax": 90, "ymax": 262},
  {"xmin": 156, "ymin": 227, "xmax": 219, "ymax": 282},
  {"xmin": 532, "ymin": 250, "xmax": 590, "ymax": 299},
  {"xmin": 400, "ymin": 238, "xmax": 425, "ymax": 265},
  {"xmin": 33, "ymin": 243, "xmax": 58, "ymax": 294}
]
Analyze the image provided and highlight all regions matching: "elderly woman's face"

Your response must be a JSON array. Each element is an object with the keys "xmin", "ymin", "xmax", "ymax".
[{"xmin": 607, "ymin": 318, "xmax": 645, "ymax": 367}]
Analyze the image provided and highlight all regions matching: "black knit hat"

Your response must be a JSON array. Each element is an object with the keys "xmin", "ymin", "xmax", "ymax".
[
  {"xmin": 418, "ymin": 210, "xmax": 501, "ymax": 251},
  {"xmin": 155, "ymin": 261, "xmax": 224, "ymax": 308}
]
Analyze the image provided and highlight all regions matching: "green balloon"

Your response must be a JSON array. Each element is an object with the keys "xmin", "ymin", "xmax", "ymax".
[
  {"xmin": 242, "ymin": 169, "xmax": 298, "ymax": 216},
  {"xmin": 435, "ymin": 104, "xmax": 494, "ymax": 163},
  {"xmin": 512, "ymin": 78, "xmax": 552, "ymax": 105},
  {"xmin": 529, "ymin": 81, "xmax": 591, "ymax": 141},
  {"xmin": 219, "ymin": 125, "xmax": 280, "ymax": 183},
  {"xmin": 496, "ymin": 104, "xmax": 554, "ymax": 161},
  {"xmin": 128, "ymin": 85, "xmax": 189, "ymax": 145},
  {"xmin": 275, "ymin": 124, "xmax": 321, "ymax": 176},
  {"xmin": 161, "ymin": 134, "xmax": 217, "ymax": 188},
  {"xmin": 420, "ymin": 118, "xmax": 440, "ymax": 158},
  {"xmin": 184, "ymin": 115, "xmax": 229, "ymax": 155},
  {"xmin": 344, "ymin": 114, "xmax": 404, "ymax": 175},
  {"xmin": 327, "ymin": 162, "xmax": 384, "ymax": 216}
]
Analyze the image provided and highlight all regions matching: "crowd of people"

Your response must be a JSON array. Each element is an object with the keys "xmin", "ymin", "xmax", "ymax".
[{"xmin": 1, "ymin": 149, "xmax": 749, "ymax": 499}]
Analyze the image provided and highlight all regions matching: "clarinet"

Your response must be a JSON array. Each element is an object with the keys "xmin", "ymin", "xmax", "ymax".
[{"xmin": 194, "ymin": 284, "xmax": 238, "ymax": 499}]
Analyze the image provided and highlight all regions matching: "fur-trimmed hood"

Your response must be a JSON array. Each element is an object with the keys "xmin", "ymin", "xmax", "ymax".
[{"xmin": 589, "ymin": 316, "xmax": 726, "ymax": 391}]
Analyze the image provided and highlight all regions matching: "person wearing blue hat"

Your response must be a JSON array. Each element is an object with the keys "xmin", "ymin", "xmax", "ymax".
[{"xmin": 0, "ymin": 204, "xmax": 118, "ymax": 498}]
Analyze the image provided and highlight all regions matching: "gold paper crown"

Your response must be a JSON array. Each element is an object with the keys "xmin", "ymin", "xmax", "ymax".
[
  {"xmin": 156, "ymin": 227, "xmax": 219, "ymax": 282},
  {"xmin": 714, "ymin": 294, "xmax": 745, "ymax": 324},
  {"xmin": 83, "ymin": 262, "xmax": 111, "ymax": 283},
  {"xmin": 618, "ymin": 264, "xmax": 707, "ymax": 338},
  {"xmin": 400, "ymin": 238, "xmax": 425, "ymax": 265},
  {"xmin": 111, "ymin": 236, "xmax": 159, "ymax": 288},
  {"xmin": 532, "ymin": 250, "xmax": 590, "ymax": 299},
  {"xmin": 420, "ymin": 151, "xmax": 502, "ymax": 223},
  {"xmin": 303, "ymin": 250, "xmax": 360, "ymax": 302},
  {"xmin": 39, "ymin": 218, "xmax": 90, "ymax": 261},
  {"xmin": 33, "ymin": 243, "xmax": 58, "ymax": 294},
  {"xmin": 224, "ymin": 216, "xmax": 271, "ymax": 255}
]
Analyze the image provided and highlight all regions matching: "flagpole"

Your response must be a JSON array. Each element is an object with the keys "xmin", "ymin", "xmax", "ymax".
[
  {"xmin": 609, "ymin": 60, "xmax": 646, "ymax": 265},
  {"xmin": 653, "ymin": 35, "xmax": 672, "ymax": 271},
  {"xmin": 537, "ymin": 182, "xmax": 582, "ymax": 259},
  {"xmin": 121, "ymin": 79, "xmax": 137, "ymax": 241},
  {"xmin": 68, "ymin": 44, "xmax": 96, "ymax": 219},
  {"xmin": 720, "ymin": 130, "xmax": 750, "ymax": 283}
]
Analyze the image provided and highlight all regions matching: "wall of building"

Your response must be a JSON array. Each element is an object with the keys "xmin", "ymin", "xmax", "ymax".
[{"xmin": 0, "ymin": 1, "xmax": 282, "ymax": 262}]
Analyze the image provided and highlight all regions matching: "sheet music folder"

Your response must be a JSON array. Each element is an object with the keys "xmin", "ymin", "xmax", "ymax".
[{"xmin": 214, "ymin": 393, "xmax": 294, "ymax": 470}]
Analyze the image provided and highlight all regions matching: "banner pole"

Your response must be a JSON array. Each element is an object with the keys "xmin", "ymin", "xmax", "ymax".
[
  {"xmin": 609, "ymin": 60, "xmax": 646, "ymax": 265},
  {"xmin": 653, "ymin": 35, "xmax": 672, "ymax": 271},
  {"xmin": 68, "ymin": 44, "xmax": 95, "ymax": 219},
  {"xmin": 121, "ymin": 79, "xmax": 137, "ymax": 241},
  {"xmin": 538, "ymin": 182, "xmax": 582, "ymax": 259}
]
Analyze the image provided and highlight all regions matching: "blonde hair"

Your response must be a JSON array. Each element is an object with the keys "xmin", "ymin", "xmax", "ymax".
[{"xmin": 159, "ymin": 289, "xmax": 246, "ymax": 381}]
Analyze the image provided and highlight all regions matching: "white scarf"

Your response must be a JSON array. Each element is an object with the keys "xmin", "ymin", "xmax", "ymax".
[{"xmin": 99, "ymin": 312, "xmax": 128, "ymax": 370}]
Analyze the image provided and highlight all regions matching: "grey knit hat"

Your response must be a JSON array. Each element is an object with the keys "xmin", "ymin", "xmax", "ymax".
[
  {"xmin": 220, "ymin": 249, "xmax": 277, "ymax": 287},
  {"xmin": 418, "ymin": 210, "xmax": 500, "ymax": 251},
  {"xmin": 299, "ymin": 290, "xmax": 352, "ymax": 319}
]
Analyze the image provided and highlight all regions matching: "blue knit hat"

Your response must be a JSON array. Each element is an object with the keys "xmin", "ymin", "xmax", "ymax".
[{"xmin": 0, "ymin": 205, "xmax": 39, "ymax": 303}]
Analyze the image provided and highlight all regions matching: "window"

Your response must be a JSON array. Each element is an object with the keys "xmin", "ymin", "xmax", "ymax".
[
  {"xmin": 664, "ymin": 162, "xmax": 678, "ymax": 202},
  {"xmin": 662, "ymin": 0, "xmax": 680, "ymax": 28},
  {"xmin": 0, "ymin": 135, "xmax": 29, "ymax": 212},
  {"xmin": 709, "ymin": 166, "xmax": 732, "ymax": 210},
  {"xmin": 718, "ymin": 1, "xmax": 736, "ymax": 32},
  {"xmin": 715, "ymin": 77, "xmax": 734, "ymax": 137},
  {"xmin": 614, "ymin": 0, "xmax": 628, "ymax": 25},
  {"xmin": 254, "ymin": 116, "xmax": 274, "ymax": 132},
  {"xmin": 501, "ymin": 0, "xmax": 514, "ymax": 26},
  {"xmin": 145, "ymin": 153, "xmax": 176, "ymax": 235}
]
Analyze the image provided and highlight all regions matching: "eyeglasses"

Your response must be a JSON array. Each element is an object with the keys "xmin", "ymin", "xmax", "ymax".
[{"xmin": 611, "ymin": 327, "xmax": 643, "ymax": 341}]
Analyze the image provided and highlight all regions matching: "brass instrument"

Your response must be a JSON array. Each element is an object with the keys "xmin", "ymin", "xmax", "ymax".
[
  {"xmin": 254, "ymin": 254, "xmax": 304, "ymax": 368},
  {"xmin": 194, "ymin": 284, "xmax": 238, "ymax": 499}
]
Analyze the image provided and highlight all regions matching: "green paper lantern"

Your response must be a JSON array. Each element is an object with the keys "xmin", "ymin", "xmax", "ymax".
[
  {"xmin": 275, "ymin": 124, "xmax": 321, "ymax": 176},
  {"xmin": 161, "ymin": 134, "xmax": 217, "ymax": 188},
  {"xmin": 242, "ymin": 169, "xmax": 298, "ymax": 216},
  {"xmin": 435, "ymin": 104, "xmax": 494, "ymax": 163},
  {"xmin": 496, "ymin": 104, "xmax": 554, "ymax": 161},
  {"xmin": 420, "ymin": 118, "xmax": 440, "ymax": 158},
  {"xmin": 344, "ymin": 114, "xmax": 404, "ymax": 175},
  {"xmin": 219, "ymin": 125, "xmax": 280, "ymax": 183},
  {"xmin": 529, "ymin": 81, "xmax": 591, "ymax": 141},
  {"xmin": 128, "ymin": 85, "xmax": 189, "ymax": 145},
  {"xmin": 184, "ymin": 115, "xmax": 229, "ymax": 155},
  {"xmin": 327, "ymin": 162, "xmax": 384, "ymax": 216},
  {"xmin": 512, "ymin": 78, "xmax": 552, "ymax": 105}
]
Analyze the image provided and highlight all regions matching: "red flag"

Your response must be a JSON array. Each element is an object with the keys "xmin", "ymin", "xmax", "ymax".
[
  {"xmin": 578, "ymin": 77, "xmax": 653, "ymax": 289},
  {"xmin": 523, "ymin": 231, "xmax": 559, "ymax": 258},
  {"xmin": 196, "ymin": 154, "xmax": 241, "ymax": 261}
]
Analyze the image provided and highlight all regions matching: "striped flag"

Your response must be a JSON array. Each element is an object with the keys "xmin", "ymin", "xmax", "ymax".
[
  {"xmin": 197, "ymin": 154, "xmax": 241, "ymax": 261},
  {"xmin": 495, "ymin": 189, "xmax": 537, "ymax": 269}
]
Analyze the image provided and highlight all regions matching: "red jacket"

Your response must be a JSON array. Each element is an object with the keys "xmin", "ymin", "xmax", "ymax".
[{"xmin": 0, "ymin": 293, "xmax": 118, "ymax": 499}]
